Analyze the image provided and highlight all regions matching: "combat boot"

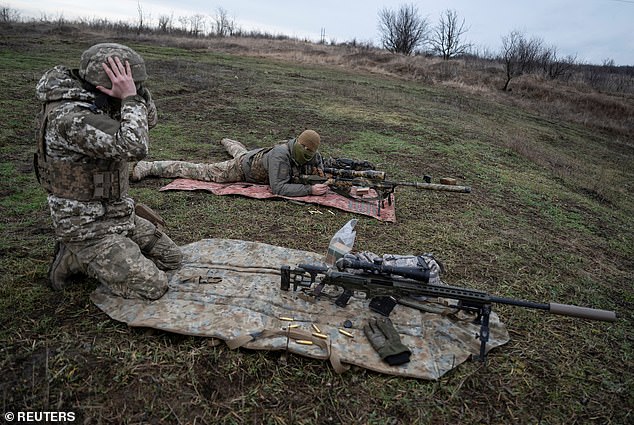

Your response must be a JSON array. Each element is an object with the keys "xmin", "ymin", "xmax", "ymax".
[
  {"xmin": 131, "ymin": 160, "xmax": 152, "ymax": 181},
  {"xmin": 48, "ymin": 242, "xmax": 83, "ymax": 291}
]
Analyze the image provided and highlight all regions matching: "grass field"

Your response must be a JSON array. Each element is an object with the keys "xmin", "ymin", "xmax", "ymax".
[{"xmin": 1, "ymin": 23, "xmax": 632, "ymax": 424}]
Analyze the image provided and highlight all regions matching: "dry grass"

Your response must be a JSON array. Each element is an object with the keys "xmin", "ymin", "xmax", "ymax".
[{"xmin": 143, "ymin": 32, "xmax": 634, "ymax": 141}]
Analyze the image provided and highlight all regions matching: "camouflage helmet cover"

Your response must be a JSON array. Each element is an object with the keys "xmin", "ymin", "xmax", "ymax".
[{"xmin": 79, "ymin": 43, "xmax": 147, "ymax": 88}]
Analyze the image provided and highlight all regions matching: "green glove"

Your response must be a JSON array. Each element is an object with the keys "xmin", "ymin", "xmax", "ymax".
[{"xmin": 363, "ymin": 317, "xmax": 411, "ymax": 366}]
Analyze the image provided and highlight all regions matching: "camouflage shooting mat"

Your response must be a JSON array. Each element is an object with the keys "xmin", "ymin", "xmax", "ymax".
[
  {"xmin": 159, "ymin": 179, "xmax": 397, "ymax": 222},
  {"xmin": 91, "ymin": 239, "xmax": 510, "ymax": 380}
]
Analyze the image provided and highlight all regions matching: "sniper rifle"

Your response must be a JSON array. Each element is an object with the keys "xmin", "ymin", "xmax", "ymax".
[
  {"xmin": 298, "ymin": 172, "xmax": 471, "ymax": 214},
  {"xmin": 280, "ymin": 257, "xmax": 617, "ymax": 361}
]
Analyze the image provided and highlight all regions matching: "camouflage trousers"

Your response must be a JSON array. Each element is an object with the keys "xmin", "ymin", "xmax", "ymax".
[
  {"xmin": 138, "ymin": 139, "xmax": 247, "ymax": 182},
  {"xmin": 65, "ymin": 215, "xmax": 182, "ymax": 300}
]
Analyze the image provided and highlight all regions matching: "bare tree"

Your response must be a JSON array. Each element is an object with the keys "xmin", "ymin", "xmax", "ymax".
[
  {"xmin": 430, "ymin": 9, "xmax": 471, "ymax": 60},
  {"xmin": 158, "ymin": 14, "xmax": 173, "ymax": 33},
  {"xmin": 177, "ymin": 16, "xmax": 189, "ymax": 33},
  {"xmin": 378, "ymin": 3, "xmax": 430, "ymax": 55},
  {"xmin": 189, "ymin": 14, "xmax": 206, "ymax": 37},
  {"xmin": 213, "ymin": 7, "xmax": 235, "ymax": 37},
  {"xmin": 136, "ymin": 1, "xmax": 144, "ymax": 35},
  {"xmin": 500, "ymin": 30, "xmax": 543, "ymax": 91},
  {"xmin": 0, "ymin": 5, "xmax": 21, "ymax": 22}
]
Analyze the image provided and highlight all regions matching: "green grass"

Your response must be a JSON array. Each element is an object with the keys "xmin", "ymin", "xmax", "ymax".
[{"xmin": 1, "ymin": 23, "xmax": 632, "ymax": 424}]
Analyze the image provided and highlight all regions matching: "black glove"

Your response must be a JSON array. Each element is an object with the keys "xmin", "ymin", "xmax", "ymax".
[{"xmin": 363, "ymin": 317, "xmax": 411, "ymax": 366}]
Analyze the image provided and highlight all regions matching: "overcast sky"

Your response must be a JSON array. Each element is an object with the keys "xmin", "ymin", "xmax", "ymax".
[{"xmin": 10, "ymin": 0, "xmax": 634, "ymax": 65}]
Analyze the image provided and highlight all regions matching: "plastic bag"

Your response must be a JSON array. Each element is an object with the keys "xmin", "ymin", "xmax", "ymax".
[
  {"xmin": 325, "ymin": 219, "xmax": 358, "ymax": 265},
  {"xmin": 353, "ymin": 251, "xmax": 444, "ymax": 285}
]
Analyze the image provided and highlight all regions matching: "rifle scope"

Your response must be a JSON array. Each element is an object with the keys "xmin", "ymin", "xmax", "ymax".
[{"xmin": 336, "ymin": 257, "xmax": 430, "ymax": 283}]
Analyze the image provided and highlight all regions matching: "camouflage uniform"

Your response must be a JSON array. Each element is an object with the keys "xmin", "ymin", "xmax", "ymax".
[
  {"xmin": 132, "ymin": 138, "xmax": 324, "ymax": 197},
  {"xmin": 35, "ymin": 44, "xmax": 182, "ymax": 300}
]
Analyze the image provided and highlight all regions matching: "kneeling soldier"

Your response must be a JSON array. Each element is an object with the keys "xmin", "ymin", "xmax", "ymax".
[{"xmin": 35, "ymin": 43, "xmax": 182, "ymax": 299}]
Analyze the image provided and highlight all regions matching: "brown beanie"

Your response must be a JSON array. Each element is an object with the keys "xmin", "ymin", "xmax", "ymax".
[{"xmin": 297, "ymin": 130, "xmax": 321, "ymax": 151}]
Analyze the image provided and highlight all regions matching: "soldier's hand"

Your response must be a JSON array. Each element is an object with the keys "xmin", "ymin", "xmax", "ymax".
[
  {"xmin": 310, "ymin": 184, "xmax": 329, "ymax": 196},
  {"xmin": 312, "ymin": 166, "xmax": 325, "ymax": 177},
  {"xmin": 97, "ymin": 56, "xmax": 137, "ymax": 99}
]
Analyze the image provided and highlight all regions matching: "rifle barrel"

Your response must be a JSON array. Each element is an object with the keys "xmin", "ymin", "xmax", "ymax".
[
  {"xmin": 549, "ymin": 302, "xmax": 617, "ymax": 321},
  {"xmin": 389, "ymin": 181, "xmax": 472, "ymax": 193},
  {"xmin": 489, "ymin": 296, "xmax": 617, "ymax": 322}
]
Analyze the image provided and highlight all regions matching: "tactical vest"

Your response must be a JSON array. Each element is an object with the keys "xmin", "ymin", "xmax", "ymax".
[
  {"xmin": 34, "ymin": 101, "xmax": 129, "ymax": 202},
  {"xmin": 245, "ymin": 147, "xmax": 273, "ymax": 183}
]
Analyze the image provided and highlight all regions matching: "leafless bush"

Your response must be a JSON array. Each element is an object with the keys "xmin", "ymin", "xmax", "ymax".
[
  {"xmin": 539, "ymin": 47, "xmax": 576, "ymax": 81},
  {"xmin": 577, "ymin": 64, "xmax": 634, "ymax": 93},
  {"xmin": 230, "ymin": 28, "xmax": 291, "ymax": 40},
  {"xmin": 500, "ymin": 30, "xmax": 544, "ymax": 91},
  {"xmin": 499, "ymin": 30, "xmax": 579, "ymax": 91}
]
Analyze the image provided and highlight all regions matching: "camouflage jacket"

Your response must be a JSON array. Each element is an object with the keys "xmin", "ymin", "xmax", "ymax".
[
  {"xmin": 242, "ymin": 139, "xmax": 323, "ymax": 197},
  {"xmin": 35, "ymin": 65, "xmax": 156, "ymax": 242}
]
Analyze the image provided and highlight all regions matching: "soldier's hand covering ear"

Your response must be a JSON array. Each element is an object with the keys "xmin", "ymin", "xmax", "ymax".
[
  {"xmin": 138, "ymin": 85, "xmax": 158, "ymax": 129},
  {"xmin": 97, "ymin": 57, "xmax": 137, "ymax": 100}
]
